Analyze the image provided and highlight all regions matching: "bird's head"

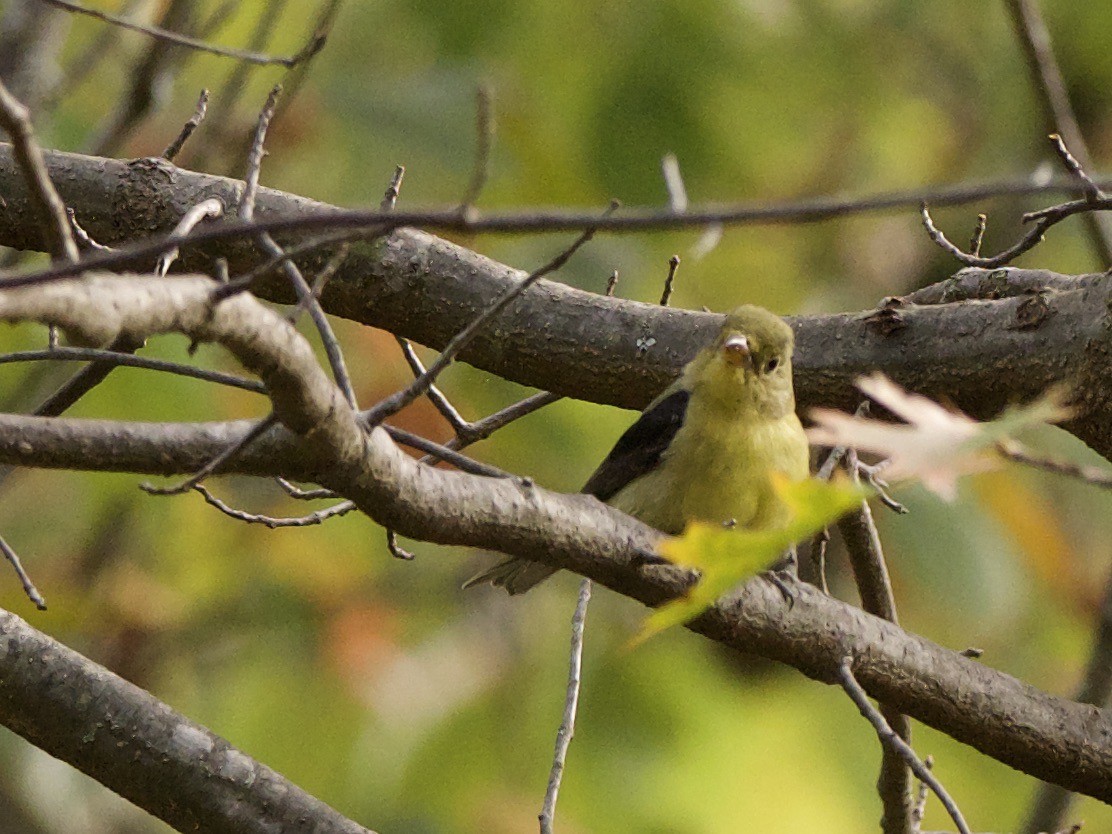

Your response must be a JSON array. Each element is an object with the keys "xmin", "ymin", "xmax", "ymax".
[{"xmin": 686, "ymin": 305, "xmax": 797, "ymax": 418}]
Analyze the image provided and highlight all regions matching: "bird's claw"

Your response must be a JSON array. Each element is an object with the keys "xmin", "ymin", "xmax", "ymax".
[
  {"xmin": 631, "ymin": 547, "xmax": 668, "ymax": 567},
  {"xmin": 760, "ymin": 566, "xmax": 798, "ymax": 609}
]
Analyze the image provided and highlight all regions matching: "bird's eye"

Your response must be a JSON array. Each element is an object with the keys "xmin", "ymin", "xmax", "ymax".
[{"xmin": 764, "ymin": 357, "xmax": 780, "ymax": 373}]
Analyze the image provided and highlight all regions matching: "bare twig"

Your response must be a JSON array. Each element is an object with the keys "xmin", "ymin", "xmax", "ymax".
[
  {"xmin": 276, "ymin": 477, "xmax": 335, "ymax": 501},
  {"xmin": 385, "ymin": 529, "xmax": 414, "ymax": 560},
  {"xmin": 911, "ymin": 755, "xmax": 933, "ymax": 833},
  {"xmin": 141, "ymin": 414, "xmax": 279, "ymax": 496},
  {"xmin": 539, "ymin": 578, "xmax": 592, "ymax": 834},
  {"xmin": 156, "ymin": 198, "xmax": 224, "ymax": 276},
  {"xmin": 837, "ymin": 658, "xmax": 971, "ymax": 834},
  {"xmin": 840, "ymin": 451, "xmax": 912, "ymax": 834},
  {"xmin": 1004, "ymin": 0, "xmax": 1112, "ymax": 265},
  {"xmin": 290, "ymin": 242, "xmax": 351, "ymax": 322},
  {"xmin": 969, "ymin": 214, "xmax": 987, "ymax": 257},
  {"xmin": 40, "ymin": 0, "xmax": 313, "ymax": 67},
  {"xmin": 380, "ymin": 165, "xmax": 406, "ymax": 212},
  {"xmin": 161, "ymin": 88, "xmax": 209, "ymax": 161},
  {"xmin": 0, "ymin": 78, "xmax": 78, "ymax": 262},
  {"xmin": 1023, "ymin": 563, "xmax": 1112, "ymax": 834},
  {"xmin": 66, "ymin": 208, "xmax": 112, "ymax": 252},
  {"xmin": 605, "ymin": 269, "xmax": 620, "ymax": 297},
  {"xmin": 19, "ymin": 172, "xmax": 1112, "ymax": 291},
  {"xmin": 395, "ymin": 337, "xmax": 469, "ymax": 435},
  {"xmin": 430, "ymin": 390, "xmax": 563, "ymax": 457},
  {"xmin": 0, "ymin": 532, "xmax": 46, "ymax": 610},
  {"xmin": 193, "ymin": 484, "xmax": 355, "ymax": 528},
  {"xmin": 384, "ymin": 425, "xmax": 508, "ymax": 479},
  {"xmin": 659, "ymin": 255, "xmax": 679, "ymax": 306},
  {"xmin": 998, "ymin": 439, "xmax": 1112, "ymax": 488},
  {"xmin": 361, "ymin": 202, "xmax": 618, "ymax": 427},
  {"xmin": 238, "ymin": 85, "xmax": 358, "ymax": 409},
  {"xmin": 460, "ymin": 84, "xmax": 494, "ymax": 213},
  {"xmin": 1049, "ymin": 133, "xmax": 1103, "ymax": 202},
  {"xmin": 661, "ymin": 153, "xmax": 688, "ymax": 213},
  {"xmin": 0, "ymin": 346, "xmax": 266, "ymax": 393}
]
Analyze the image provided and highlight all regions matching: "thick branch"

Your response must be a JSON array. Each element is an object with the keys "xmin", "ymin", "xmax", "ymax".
[
  {"xmin": 0, "ymin": 407, "xmax": 1110, "ymax": 800},
  {"xmin": 0, "ymin": 606, "xmax": 375, "ymax": 834},
  {"xmin": 0, "ymin": 147, "xmax": 1109, "ymax": 458},
  {"xmin": 0, "ymin": 273, "xmax": 1108, "ymax": 800}
]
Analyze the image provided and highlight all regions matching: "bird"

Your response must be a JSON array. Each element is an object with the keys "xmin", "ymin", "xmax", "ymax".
[{"xmin": 463, "ymin": 304, "xmax": 810, "ymax": 595}]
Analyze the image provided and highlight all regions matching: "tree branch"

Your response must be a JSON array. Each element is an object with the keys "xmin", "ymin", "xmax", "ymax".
[
  {"xmin": 0, "ymin": 606, "xmax": 375, "ymax": 833},
  {"xmin": 0, "ymin": 273, "xmax": 1109, "ymax": 802},
  {"xmin": 0, "ymin": 147, "xmax": 1108, "ymax": 459}
]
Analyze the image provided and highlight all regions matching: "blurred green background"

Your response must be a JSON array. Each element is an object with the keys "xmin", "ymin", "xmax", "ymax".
[{"xmin": 1, "ymin": 0, "xmax": 1111, "ymax": 831}]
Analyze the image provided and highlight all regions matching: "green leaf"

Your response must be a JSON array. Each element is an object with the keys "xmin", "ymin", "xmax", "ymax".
[{"xmin": 633, "ymin": 476, "xmax": 867, "ymax": 644}]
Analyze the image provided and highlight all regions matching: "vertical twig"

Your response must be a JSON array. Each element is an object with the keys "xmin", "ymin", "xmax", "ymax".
[
  {"xmin": 659, "ymin": 256, "xmax": 679, "ymax": 307},
  {"xmin": 1004, "ymin": 0, "xmax": 1112, "ymax": 266},
  {"xmin": 837, "ymin": 658, "xmax": 971, "ymax": 834},
  {"xmin": 539, "ymin": 578, "xmax": 592, "ymax": 834},
  {"xmin": 1021, "ymin": 564, "xmax": 1112, "ymax": 834},
  {"xmin": 839, "ymin": 450, "xmax": 912, "ymax": 834}
]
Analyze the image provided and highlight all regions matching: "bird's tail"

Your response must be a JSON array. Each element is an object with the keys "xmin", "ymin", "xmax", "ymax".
[{"xmin": 462, "ymin": 557, "xmax": 557, "ymax": 595}]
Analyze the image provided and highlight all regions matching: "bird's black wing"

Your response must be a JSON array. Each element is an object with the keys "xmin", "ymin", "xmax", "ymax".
[{"xmin": 581, "ymin": 389, "xmax": 690, "ymax": 501}]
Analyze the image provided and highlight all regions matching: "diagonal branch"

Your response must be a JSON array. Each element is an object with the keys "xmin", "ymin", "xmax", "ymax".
[{"xmin": 0, "ymin": 605, "xmax": 376, "ymax": 833}]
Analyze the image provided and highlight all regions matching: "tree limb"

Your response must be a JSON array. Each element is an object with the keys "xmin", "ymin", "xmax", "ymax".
[
  {"xmin": 0, "ymin": 606, "xmax": 376, "ymax": 834},
  {"xmin": 0, "ymin": 146, "xmax": 1109, "ymax": 459},
  {"xmin": 0, "ymin": 274, "xmax": 1108, "ymax": 803}
]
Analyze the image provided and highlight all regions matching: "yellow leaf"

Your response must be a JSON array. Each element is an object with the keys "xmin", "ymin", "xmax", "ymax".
[{"xmin": 632, "ymin": 476, "xmax": 866, "ymax": 645}]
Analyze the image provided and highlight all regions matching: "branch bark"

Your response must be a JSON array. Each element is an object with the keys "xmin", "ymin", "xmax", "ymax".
[
  {"xmin": 0, "ymin": 606, "xmax": 376, "ymax": 834},
  {"xmin": 0, "ymin": 274, "xmax": 1109, "ymax": 804},
  {"xmin": 0, "ymin": 145, "xmax": 1109, "ymax": 459}
]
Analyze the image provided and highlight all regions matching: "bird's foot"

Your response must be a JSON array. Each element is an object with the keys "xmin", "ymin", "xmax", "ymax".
[
  {"xmin": 761, "ymin": 547, "xmax": 799, "ymax": 608},
  {"xmin": 631, "ymin": 547, "xmax": 668, "ymax": 567}
]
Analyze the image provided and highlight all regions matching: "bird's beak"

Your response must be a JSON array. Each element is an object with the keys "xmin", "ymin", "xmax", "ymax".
[{"xmin": 722, "ymin": 334, "xmax": 752, "ymax": 368}]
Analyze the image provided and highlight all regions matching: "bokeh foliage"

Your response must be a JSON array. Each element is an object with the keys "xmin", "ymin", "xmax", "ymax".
[{"xmin": 2, "ymin": 0, "xmax": 1112, "ymax": 831}]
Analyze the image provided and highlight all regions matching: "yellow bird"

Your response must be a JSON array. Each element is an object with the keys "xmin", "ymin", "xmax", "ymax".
[{"xmin": 465, "ymin": 305, "xmax": 810, "ymax": 594}]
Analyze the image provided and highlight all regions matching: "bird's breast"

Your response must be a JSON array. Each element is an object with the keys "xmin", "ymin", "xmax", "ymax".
[{"xmin": 609, "ymin": 409, "xmax": 809, "ymax": 535}]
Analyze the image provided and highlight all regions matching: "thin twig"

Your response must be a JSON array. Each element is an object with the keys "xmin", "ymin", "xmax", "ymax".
[
  {"xmin": 156, "ymin": 198, "xmax": 224, "ymax": 276},
  {"xmin": 426, "ymin": 391, "xmax": 563, "ymax": 461},
  {"xmin": 275, "ymin": 477, "xmax": 335, "ymax": 501},
  {"xmin": 539, "ymin": 578, "xmax": 592, "ymax": 834},
  {"xmin": 605, "ymin": 269, "xmax": 620, "ymax": 297},
  {"xmin": 40, "ymin": 0, "xmax": 313, "ymax": 67},
  {"xmin": 385, "ymin": 425, "xmax": 508, "ymax": 479},
  {"xmin": 1004, "ymin": 0, "xmax": 1112, "ymax": 266},
  {"xmin": 385, "ymin": 529, "xmax": 414, "ymax": 560},
  {"xmin": 969, "ymin": 214, "xmax": 987, "ymax": 257},
  {"xmin": 239, "ymin": 85, "xmax": 282, "ymax": 223},
  {"xmin": 661, "ymin": 153, "xmax": 688, "ymax": 213},
  {"xmin": 238, "ymin": 85, "xmax": 358, "ymax": 409},
  {"xmin": 1049, "ymin": 134, "xmax": 1103, "ymax": 202},
  {"xmin": 141, "ymin": 414, "xmax": 278, "ymax": 496},
  {"xmin": 193, "ymin": 484, "xmax": 354, "ymax": 528},
  {"xmin": 459, "ymin": 84, "xmax": 494, "ymax": 213},
  {"xmin": 659, "ymin": 255, "xmax": 679, "ymax": 306},
  {"xmin": 395, "ymin": 337, "xmax": 470, "ymax": 434},
  {"xmin": 911, "ymin": 755, "xmax": 933, "ymax": 833},
  {"xmin": 998, "ymin": 440, "xmax": 1112, "ymax": 489},
  {"xmin": 0, "ymin": 532, "xmax": 46, "ymax": 610},
  {"xmin": 0, "ymin": 78, "xmax": 78, "ymax": 262},
  {"xmin": 67, "ymin": 208, "xmax": 112, "ymax": 252},
  {"xmin": 162, "ymin": 88, "xmax": 209, "ymax": 161},
  {"xmin": 17, "ymin": 174, "xmax": 1112, "ymax": 291},
  {"xmin": 1022, "ymin": 564, "xmax": 1112, "ymax": 834},
  {"xmin": 840, "ymin": 451, "xmax": 912, "ymax": 834},
  {"xmin": 362, "ymin": 201, "xmax": 618, "ymax": 427},
  {"xmin": 0, "ymin": 346, "xmax": 266, "ymax": 393},
  {"xmin": 837, "ymin": 658, "xmax": 971, "ymax": 834},
  {"xmin": 381, "ymin": 165, "xmax": 406, "ymax": 212}
]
